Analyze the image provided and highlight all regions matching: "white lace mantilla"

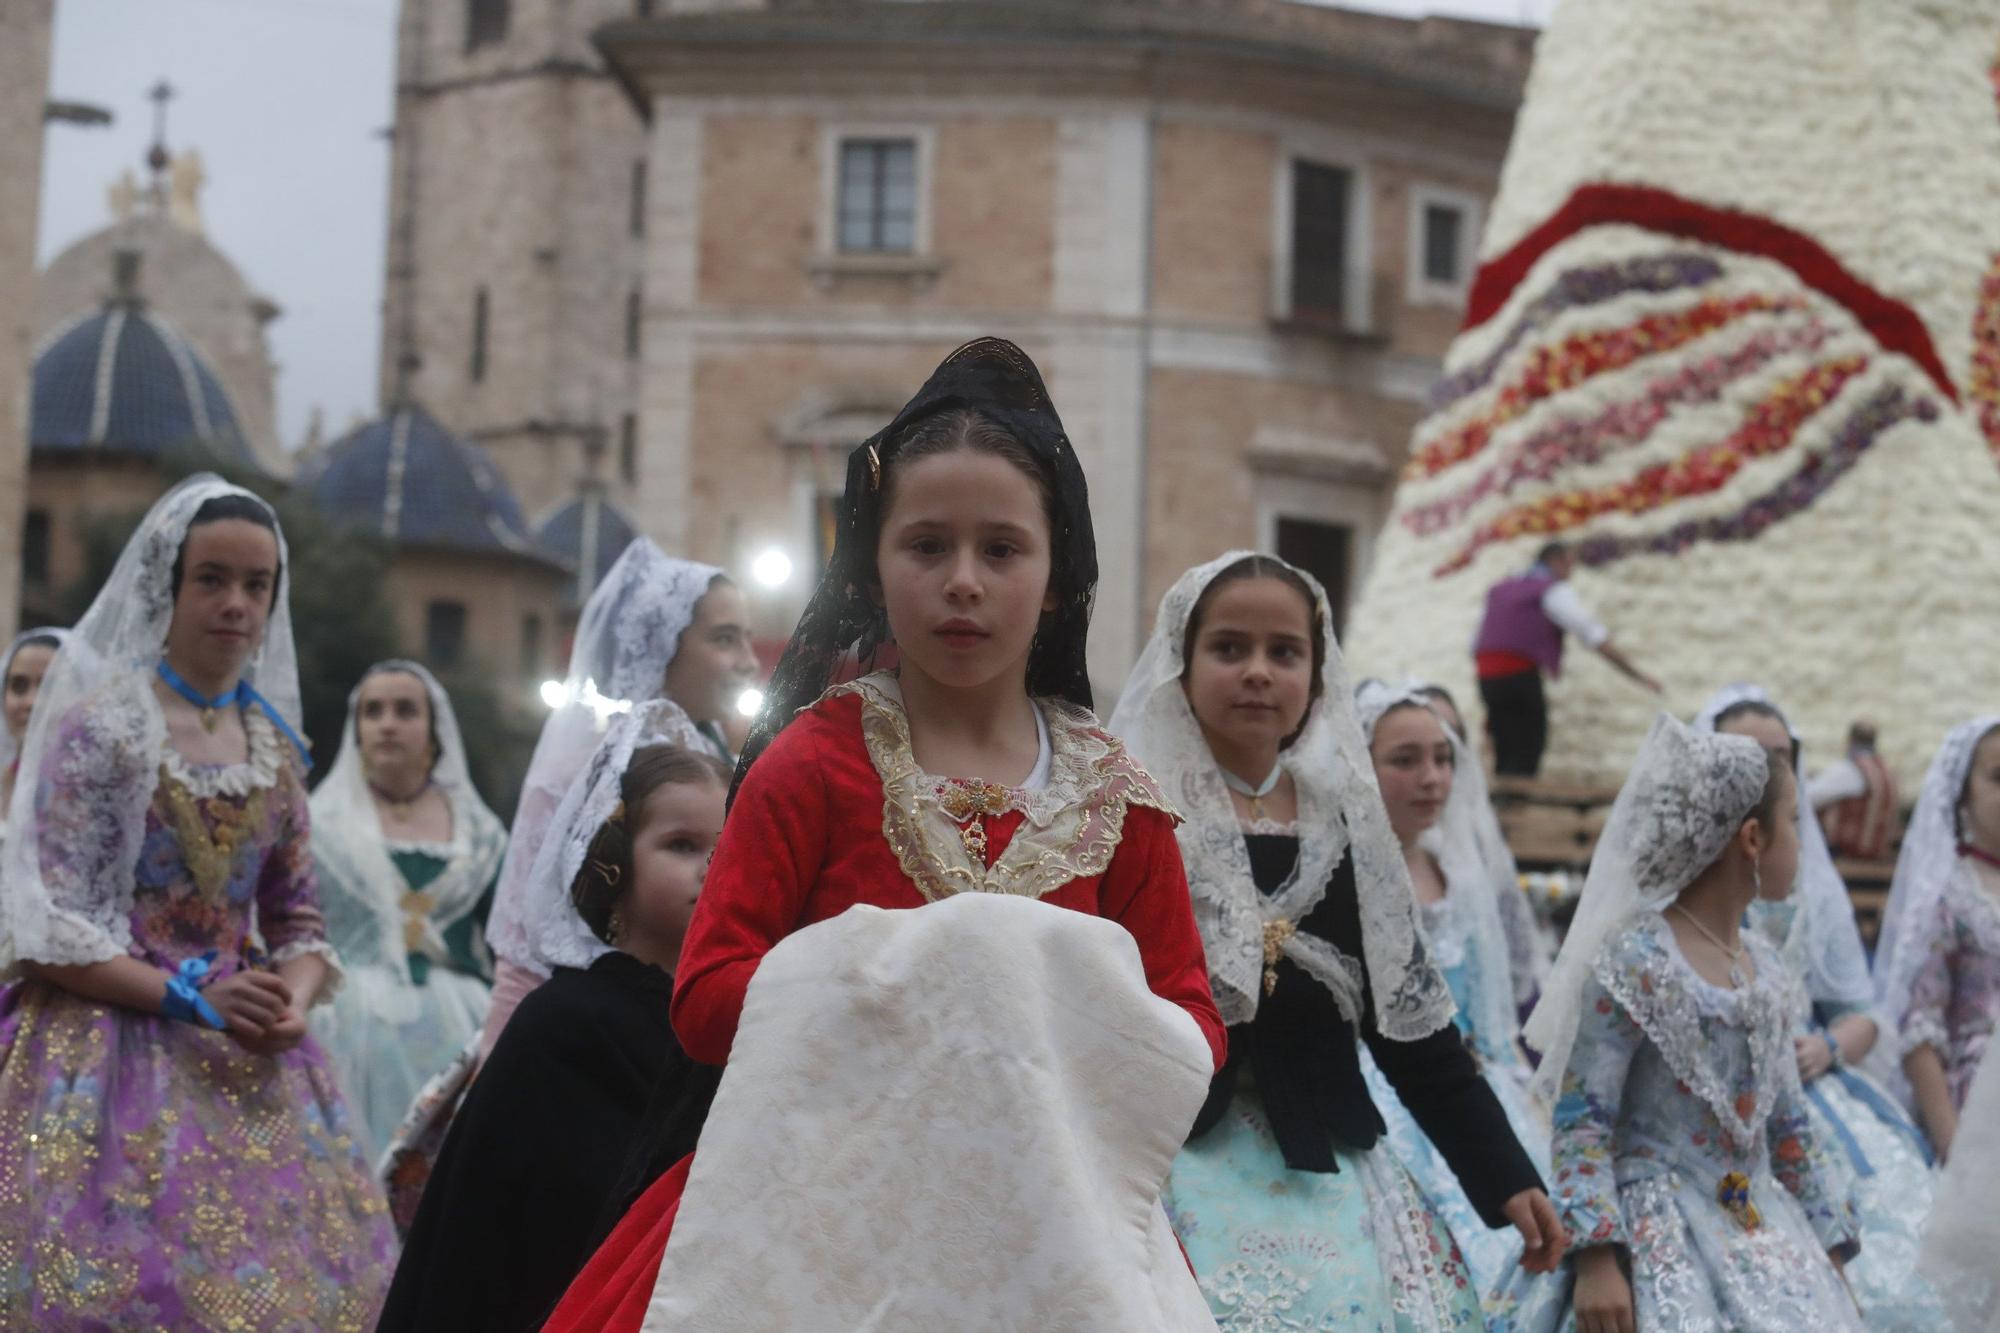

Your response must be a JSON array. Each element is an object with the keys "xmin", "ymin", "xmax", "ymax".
[
  {"xmin": 1596, "ymin": 912, "xmax": 1794, "ymax": 1142},
  {"xmin": 830, "ymin": 673, "xmax": 1175, "ymax": 904},
  {"xmin": 1106, "ymin": 551, "xmax": 1455, "ymax": 1041}
]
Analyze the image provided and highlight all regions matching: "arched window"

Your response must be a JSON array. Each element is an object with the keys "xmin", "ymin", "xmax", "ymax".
[{"xmin": 466, "ymin": 0, "xmax": 509, "ymax": 52}]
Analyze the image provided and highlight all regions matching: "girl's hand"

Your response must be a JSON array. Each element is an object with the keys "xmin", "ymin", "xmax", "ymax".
[
  {"xmin": 1573, "ymin": 1245, "xmax": 1635, "ymax": 1333},
  {"xmin": 202, "ymin": 970, "xmax": 293, "ymax": 1039},
  {"xmin": 1503, "ymin": 1188, "xmax": 1566, "ymax": 1273},
  {"xmin": 1794, "ymin": 1034, "xmax": 1834, "ymax": 1083},
  {"xmin": 235, "ymin": 1004, "xmax": 309, "ymax": 1057}
]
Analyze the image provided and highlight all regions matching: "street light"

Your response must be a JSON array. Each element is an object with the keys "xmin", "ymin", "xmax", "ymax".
[
  {"xmin": 751, "ymin": 548, "xmax": 793, "ymax": 589},
  {"xmin": 539, "ymin": 679, "xmax": 566, "ymax": 710},
  {"xmin": 736, "ymin": 687, "xmax": 766, "ymax": 718}
]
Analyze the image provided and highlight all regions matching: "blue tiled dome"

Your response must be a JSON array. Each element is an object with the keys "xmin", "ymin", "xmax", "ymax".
[
  {"xmin": 300, "ymin": 404, "xmax": 562, "ymax": 564},
  {"xmin": 31, "ymin": 306, "xmax": 254, "ymax": 466},
  {"xmin": 536, "ymin": 493, "xmax": 639, "ymax": 599}
]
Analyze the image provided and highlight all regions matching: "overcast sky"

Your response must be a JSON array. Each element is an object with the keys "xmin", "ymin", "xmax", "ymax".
[{"xmin": 38, "ymin": 0, "xmax": 1550, "ymax": 451}]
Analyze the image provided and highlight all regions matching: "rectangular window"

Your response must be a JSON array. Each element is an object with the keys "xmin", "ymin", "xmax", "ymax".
[
  {"xmin": 1275, "ymin": 516, "xmax": 1352, "ymax": 636},
  {"xmin": 836, "ymin": 138, "xmax": 918, "ymax": 254},
  {"xmin": 625, "ymin": 289, "xmax": 642, "ymax": 361},
  {"xmin": 1422, "ymin": 203, "xmax": 1464, "ymax": 285},
  {"xmin": 1289, "ymin": 160, "xmax": 1351, "ymax": 323},
  {"xmin": 619, "ymin": 412, "xmax": 639, "ymax": 485},
  {"xmin": 520, "ymin": 612, "xmax": 543, "ymax": 676},
  {"xmin": 466, "ymin": 0, "xmax": 509, "ymax": 52},
  {"xmin": 426, "ymin": 600, "xmax": 468, "ymax": 670},
  {"xmin": 629, "ymin": 159, "xmax": 647, "ymax": 238},
  {"xmin": 470, "ymin": 287, "xmax": 489, "ymax": 383},
  {"xmin": 21, "ymin": 508, "xmax": 50, "ymax": 585}
]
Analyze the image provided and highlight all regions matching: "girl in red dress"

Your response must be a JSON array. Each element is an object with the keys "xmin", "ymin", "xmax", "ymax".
[{"xmin": 544, "ymin": 337, "xmax": 1224, "ymax": 1332}]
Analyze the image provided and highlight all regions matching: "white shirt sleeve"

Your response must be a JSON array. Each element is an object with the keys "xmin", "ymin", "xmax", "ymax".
[
  {"xmin": 1806, "ymin": 758, "xmax": 1868, "ymax": 811},
  {"xmin": 1540, "ymin": 582, "xmax": 1610, "ymax": 648}
]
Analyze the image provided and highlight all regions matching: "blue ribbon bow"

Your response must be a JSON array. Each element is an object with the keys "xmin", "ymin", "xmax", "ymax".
[{"xmin": 161, "ymin": 951, "xmax": 227, "ymax": 1031}]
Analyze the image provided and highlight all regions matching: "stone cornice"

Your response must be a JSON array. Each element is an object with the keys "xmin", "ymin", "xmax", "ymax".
[{"xmin": 595, "ymin": 2, "xmax": 1530, "ymax": 121}]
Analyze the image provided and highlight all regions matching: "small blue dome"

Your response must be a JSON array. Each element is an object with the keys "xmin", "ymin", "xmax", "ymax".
[
  {"xmin": 301, "ymin": 404, "xmax": 562, "ymax": 564},
  {"xmin": 31, "ymin": 305, "xmax": 254, "ymax": 466},
  {"xmin": 536, "ymin": 493, "xmax": 639, "ymax": 598}
]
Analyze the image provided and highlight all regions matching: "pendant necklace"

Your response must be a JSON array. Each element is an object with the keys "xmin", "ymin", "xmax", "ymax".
[
  {"xmin": 156, "ymin": 660, "xmax": 243, "ymax": 734},
  {"xmin": 1220, "ymin": 762, "xmax": 1282, "ymax": 821},
  {"xmin": 1669, "ymin": 902, "xmax": 1749, "ymax": 987},
  {"xmin": 370, "ymin": 775, "xmax": 435, "ymax": 820}
]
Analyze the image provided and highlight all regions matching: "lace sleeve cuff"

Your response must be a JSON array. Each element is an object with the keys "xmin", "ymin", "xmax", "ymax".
[
  {"xmin": 270, "ymin": 938, "xmax": 345, "ymax": 1006},
  {"xmin": 1899, "ymin": 1013, "xmax": 1949, "ymax": 1060}
]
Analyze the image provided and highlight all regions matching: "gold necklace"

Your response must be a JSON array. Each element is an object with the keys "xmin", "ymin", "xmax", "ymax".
[{"xmin": 1669, "ymin": 902, "xmax": 1749, "ymax": 987}]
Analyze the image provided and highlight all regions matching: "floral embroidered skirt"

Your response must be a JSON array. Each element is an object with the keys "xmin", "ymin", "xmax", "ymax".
[
  {"xmin": 1360, "ymin": 1044, "xmax": 1550, "ymax": 1295},
  {"xmin": 313, "ymin": 959, "xmax": 489, "ymax": 1162},
  {"xmin": 0, "ymin": 980, "xmax": 397, "ymax": 1330},
  {"xmin": 1486, "ymin": 1168, "xmax": 1864, "ymax": 1332},
  {"xmin": 1164, "ymin": 1086, "xmax": 1484, "ymax": 1332},
  {"xmin": 1802, "ymin": 1068, "xmax": 1945, "ymax": 1330}
]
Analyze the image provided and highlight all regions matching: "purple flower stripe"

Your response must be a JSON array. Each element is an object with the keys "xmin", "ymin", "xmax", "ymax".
[
  {"xmin": 1430, "ymin": 252, "xmax": 1727, "ymax": 412},
  {"xmin": 1404, "ymin": 319, "xmax": 1833, "ymax": 537},
  {"xmin": 1575, "ymin": 385, "xmax": 1935, "ymax": 568}
]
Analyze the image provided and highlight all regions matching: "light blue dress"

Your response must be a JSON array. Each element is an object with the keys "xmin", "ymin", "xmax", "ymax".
[
  {"xmin": 1362, "ymin": 889, "xmax": 1551, "ymax": 1293},
  {"xmin": 1166, "ymin": 1071, "xmax": 1486, "ymax": 1333},
  {"xmin": 1744, "ymin": 900, "xmax": 1944, "ymax": 1330},
  {"xmin": 1487, "ymin": 913, "xmax": 1862, "ymax": 1332}
]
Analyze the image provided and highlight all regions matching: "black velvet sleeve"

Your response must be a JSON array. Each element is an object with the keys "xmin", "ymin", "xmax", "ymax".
[{"xmin": 1324, "ymin": 861, "xmax": 1546, "ymax": 1228}]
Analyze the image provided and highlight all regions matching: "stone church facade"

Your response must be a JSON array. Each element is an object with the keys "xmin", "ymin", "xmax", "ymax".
[{"xmin": 386, "ymin": 0, "xmax": 1531, "ymax": 684}]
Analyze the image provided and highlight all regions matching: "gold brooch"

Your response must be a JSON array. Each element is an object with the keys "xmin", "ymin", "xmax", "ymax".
[
  {"xmin": 1261, "ymin": 919, "xmax": 1297, "ymax": 995},
  {"xmin": 1716, "ymin": 1171, "xmax": 1761, "ymax": 1231},
  {"xmin": 941, "ymin": 781, "xmax": 1011, "ymax": 864}
]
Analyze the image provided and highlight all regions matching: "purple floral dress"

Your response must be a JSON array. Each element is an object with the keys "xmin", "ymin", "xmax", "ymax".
[
  {"xmin": 1899, "ymin": 858, "xmax": 2000, "ymax": 1110},
  {"xmin": 0, "ymin": 705, "xmax": 395, "ymax": 1330}
]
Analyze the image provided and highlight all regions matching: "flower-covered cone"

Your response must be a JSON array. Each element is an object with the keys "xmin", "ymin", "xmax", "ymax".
[{"xmin": 1347, "ymin": 0, "xmax": 2000, "ymax": 783}]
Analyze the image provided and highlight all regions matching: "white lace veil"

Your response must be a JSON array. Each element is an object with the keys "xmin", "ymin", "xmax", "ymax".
[
  {"xmin": 308, "ymin": 660, "xmax": 508, "ymax": 1019},
  {"xmin": 516, "ymin": 698, "xmax": 709, "ymax": 974},
  {"xmin": 1523, "ymin": 713, "xmax": 1770, "ymax": 1101},
  {"xmin": 1106, "ymin": 551, "xmax": 1455, "ymax": 1040},
  {"xmin": 1693, "ymin": 684, "xmax": 1876, "ymax": 1016},
  {"xmin": 1, "ymin": 627, "xmax": 71, "ymax": 778},
  {"xmin": 1357, "ymin": 680, "xmax": 1519, "ymax": 1053},
  {"xmin": 1872, "ymin": 715, "xmax": 2000, "ymax": 1087},
  {"xmin": 485, "ymin": 538, "xmax": 723, "ymax": 975},
  {"xmin": 0, "ymin": 475, "xmax": 303, "ymax": 973}
]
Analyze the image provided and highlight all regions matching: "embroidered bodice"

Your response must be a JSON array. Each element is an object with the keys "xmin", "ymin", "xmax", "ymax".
[
  {"xmin": 1901, "ymin": 860, "xmax": 2000, "ymax": 1107},
  {"xmin": 1550, "ymin": 913, "xmax": 1849, "ymax": 1251},
  {"xmin": 117, "ymin": 708, "xmax": 335, "ymax": 986}
]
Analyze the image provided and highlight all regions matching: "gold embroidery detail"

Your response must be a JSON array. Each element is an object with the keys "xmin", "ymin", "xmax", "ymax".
[
  {"xmin": 827, "ymin": 673, "xmax": 1177, "ymax": 904},
  {"xmin": 939, "ymin": 781, "xmax": 1011, "ymax": 864},
  {"xmin": 1262, "ymin": 918, "xmax": 1297, "ymax": 995},
  {"xmin": 401, "ymin": 890, "xmax": 438, "ymax": 954},
  {"xmin": 159, "ymin": 766, "xmax": 271, "ymax": 903}
]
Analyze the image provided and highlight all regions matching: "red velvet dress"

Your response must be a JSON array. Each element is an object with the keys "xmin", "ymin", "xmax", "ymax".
[{"xmin": 543, "ymin": 681, "xmax": 1225, "ymax": 1332}]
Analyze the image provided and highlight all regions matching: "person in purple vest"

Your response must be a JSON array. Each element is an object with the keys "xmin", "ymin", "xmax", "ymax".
[{"xmin": 1472, "ymin": 541, "xmax": 1660, "ymax": 776}]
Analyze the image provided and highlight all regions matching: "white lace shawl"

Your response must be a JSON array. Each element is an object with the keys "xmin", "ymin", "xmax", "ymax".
[
  {"xmin": 1107, "ymin": 551, "xmax": 1455, "ymax": 1040},
  {"xmin": 0, "ymin": 475, "xmax": 310, "ymax": 975},
  {"xmin": 1600, "ymin": 911, "xmax": 1798, "ymax": 1144},
  {"xmin": 1693, "ymin": 684, "xmax": 1877, "ymax": 1018},
  {"xmin": 308, "ymin": 661, "xmax": 508, "ymax": 1019},
  {"xmin": 1524, "ymin": 713, "xmax": 1771, "ymax": 1103},
  {"xmin": 517, "ymin": 698, "xmax": 712, "ymax": 973},
  {"xmin": 1871, "ymin": 714, "xmax": 2000, "ymax": 1098},
  {"xmin": 486, "ymin": 538, "xmax": 723, "ymax": 974},
  {"xmin": 0, "ymin": 627, "xmax": 70, "ymax": 780},
  {"xmin": 1358, "ymin": 681, "xmax": 1519, "ymax": 1055}
]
